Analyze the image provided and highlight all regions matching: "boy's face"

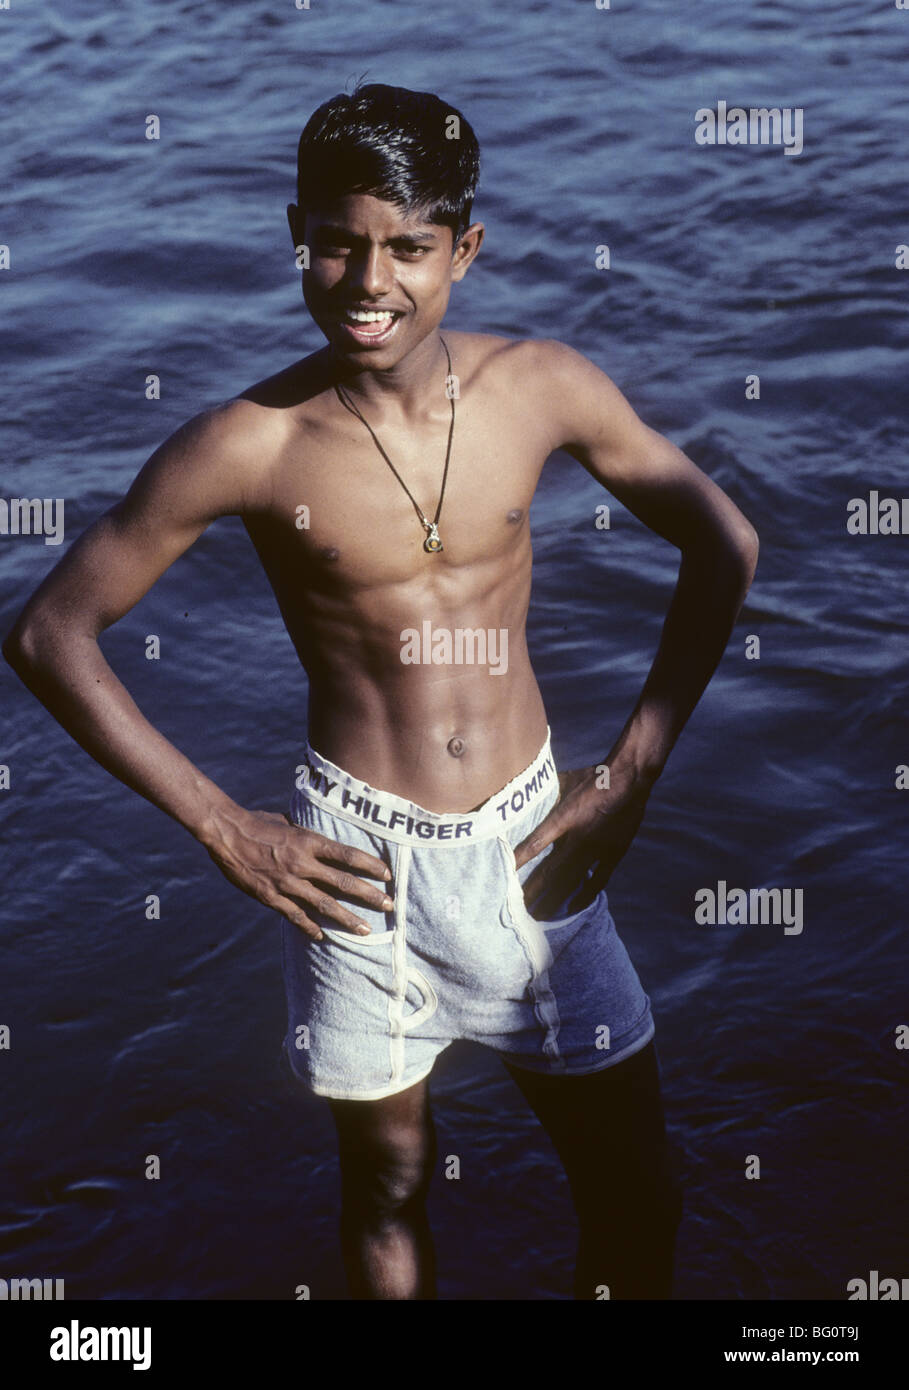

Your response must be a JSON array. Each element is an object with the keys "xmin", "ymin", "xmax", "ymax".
[{"xmin": 287, "ymin": 193, "xmax": 483, "ymax": 367}]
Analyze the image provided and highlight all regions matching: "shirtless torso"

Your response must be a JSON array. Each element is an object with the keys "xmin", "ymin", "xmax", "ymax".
[{"xmin": 238, "ymin": 330, "xmax": 549, "ymax": 813}]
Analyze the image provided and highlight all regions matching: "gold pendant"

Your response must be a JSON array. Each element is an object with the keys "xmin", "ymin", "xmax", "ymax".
[{"xmin": 423, "ymin": 522, "xmax": 443, "ymax": 553}]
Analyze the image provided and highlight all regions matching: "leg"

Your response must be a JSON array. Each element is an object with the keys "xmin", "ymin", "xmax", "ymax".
[
  {"xmin": 503, "ymin": 1040, "xmax": 683, "ymax": 1299},
  {"xmin": 327, "ymin": 1074, "xmax": 438, "ymax": 1300}
]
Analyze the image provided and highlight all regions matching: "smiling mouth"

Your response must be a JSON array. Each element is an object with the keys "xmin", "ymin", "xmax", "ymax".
[{"xmin": 334, "ymin": 307, "xmax": 405, "ymax": 344}]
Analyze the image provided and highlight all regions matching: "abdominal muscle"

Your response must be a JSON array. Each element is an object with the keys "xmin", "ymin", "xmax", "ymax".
[
  {"xmin": 248, "ymin": 452, "xmax": 552, "ymax": 812},
  {"xmin": 297, "ymin": 585, "xmax": 549, "ymax": 814},
  {"xmin": 307, "ymin": 663, "xmax": 549, "ymax": 814}
]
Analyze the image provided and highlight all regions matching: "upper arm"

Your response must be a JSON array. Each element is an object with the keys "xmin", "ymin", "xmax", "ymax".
[
  {"xmin": 536, "ymin": 339, "xmax": 759, "ymax": 555},
  {"xmin": 7, "ymin": 399, "xmax": 263, "ymax": 646}
]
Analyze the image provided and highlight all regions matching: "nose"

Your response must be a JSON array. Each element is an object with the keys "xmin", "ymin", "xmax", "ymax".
[{"xmin": 348, "ymin": 242, "xmax": 394, "ymax": 300}]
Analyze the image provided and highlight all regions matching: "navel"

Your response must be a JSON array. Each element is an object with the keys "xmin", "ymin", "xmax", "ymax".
[{"xmin": 447, "ymin": 735, "xmax": 466, "ymax": 758}]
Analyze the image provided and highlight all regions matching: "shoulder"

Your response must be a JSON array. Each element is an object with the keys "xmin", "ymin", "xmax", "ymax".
[
  {"xmin": 456, "ymin": 332, "xmax": 613, "ymax": 392},
  {"xmin": 444, "ymin": 331, "xmax": 601, "ymax": 391},
  {"xmin": 164, "ymin": 394, "xmax": 288, "ymax": 480},
  {"xmin": 122, "ymin": 395, "xmax": 288, "ymax": 524},
  {"xmin": 179, "ymin": 395, "xmax": 282, "ymax": 448},
  {"xmin": 462, "ymin": 334, "xmax": 627, "ymax": 445},
  {"xmin": 516, "ymin": 336, "xmax": 614, "ymax": 389}
]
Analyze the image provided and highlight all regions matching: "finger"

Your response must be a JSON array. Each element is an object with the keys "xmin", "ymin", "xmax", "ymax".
[
  {"xmin": 513, "ymin": 804, "xmax": 576, "ymax": 870},
  {"xmin": 522, "ymin": 843, "xmax": 580, "ymax": 917},
  {"xmin": 528, "ymin": 856, "xmax": 590, "ymax": 921},
  {"xmin": 563, "ymin": 878, "xmax": 600, "ymax": 915},
  {"xmin": 261, "ymin": 891, "xmax": 325, "ymax": 942},
  {"xmin": 314, "ymin": 836, "xmax": 392, "ymax": 882},
  {"xmin": 556, "ymin": 767, "xmax": 589, "ymax": 799},
  {"xmin": 312, "ymin": 865, "xmax": 395, "ymax": 912},
  {"xmin": 562, "ymin": 860, "xmax": 616, "ymax": 915},
  {"xmin": 294, "ymin": 886, "xmax": 375, "ymax": 935}
]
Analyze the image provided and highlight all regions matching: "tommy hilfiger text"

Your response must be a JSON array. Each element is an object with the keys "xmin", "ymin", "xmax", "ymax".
[{"xmin": 294, "ymin": 754, "xmax": 556, "ymax": 838}]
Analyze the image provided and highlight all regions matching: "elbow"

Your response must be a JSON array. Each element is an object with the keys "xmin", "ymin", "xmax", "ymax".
[
  {"xmin": 688, "ymin": 520, "xmax": 758, "ymax": 584},
  {"xmin": 3, "ymin": 621, "xmax": 36, "ymax": 674},
  {"xmin": 2, "ymin": 617, "xmax": 25, "ymax": 665},
  {"xmin": 3, "ymin": 615, "xmax": 55, "ymax": 675},
  {"xmin": 737, "ymin": 522, "xmax": 759, "ymax": 583}
]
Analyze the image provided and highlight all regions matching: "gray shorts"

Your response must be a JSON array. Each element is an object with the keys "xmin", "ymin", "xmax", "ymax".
[{"xmin": 280, "ymin": 728, "xmax": 654, "ymax": 1100}]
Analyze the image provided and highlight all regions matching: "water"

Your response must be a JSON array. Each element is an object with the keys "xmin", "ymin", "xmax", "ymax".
[{"xmin": 1, "ymin": 0, "xmax": 907, "ymax": 1300}]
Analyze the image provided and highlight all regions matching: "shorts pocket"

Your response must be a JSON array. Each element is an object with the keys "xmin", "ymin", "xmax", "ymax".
[
  {"xmin": 313, "ymin": 879, "xmax": 397, "ymax": 946},
  {"xmin": 498, "ymin": 836, "xmax": 603, "ymax": 931},
  {"xmin": 318, "ymin": 920, "xmax": 396, "ymax": 946}
]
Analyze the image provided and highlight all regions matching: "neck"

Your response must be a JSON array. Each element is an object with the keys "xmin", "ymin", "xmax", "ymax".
[{"xmin": 330, "ymin": 330, "xmax": 449, "ymax": 419}]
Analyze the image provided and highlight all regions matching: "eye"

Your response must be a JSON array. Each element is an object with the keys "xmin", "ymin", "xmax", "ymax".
[{"xmin": 314, "ymin": 236, "xmax": 352, "ymax": 254}]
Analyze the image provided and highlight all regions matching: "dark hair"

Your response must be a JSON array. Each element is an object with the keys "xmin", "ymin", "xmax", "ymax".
[{"xmin": 296, "ymin": 82, "xmax": 481, "ymax": 247}]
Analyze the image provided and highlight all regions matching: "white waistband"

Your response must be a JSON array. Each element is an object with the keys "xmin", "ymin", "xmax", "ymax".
[{"xmin": 293, "ymin": 728, "xmax": 557, "ymax": 846}]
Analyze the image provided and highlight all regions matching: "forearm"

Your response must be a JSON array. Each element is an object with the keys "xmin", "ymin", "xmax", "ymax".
[
  {"xmin": 607, "ymin": 530, "xmax": 758, "ymax": 782},
  {"xmin": 3, "ymin": 625, "xmax": 240, "ymax": 844}
]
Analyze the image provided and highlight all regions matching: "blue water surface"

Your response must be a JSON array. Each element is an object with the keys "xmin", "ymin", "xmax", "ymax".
[{"xmin": 1, "ymin": 0, "xmax": 907, "ymax": 1300}]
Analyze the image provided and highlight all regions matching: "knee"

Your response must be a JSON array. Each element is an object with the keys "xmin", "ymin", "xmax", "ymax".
[
  {"xmin": 340, "ymin": 1129, "xmax": 435, "ymax": 1219},
  {"xmin": 373, "ymin": 1156, "xmax": 432, "ymax": 1215},
  {"xmin": 575, "ymin": 1165, "xmax": 683, "ymax": 1241},
  {"xmin": 628, "ymin": 1166, "xmax": 684, "ymax": 1236}
]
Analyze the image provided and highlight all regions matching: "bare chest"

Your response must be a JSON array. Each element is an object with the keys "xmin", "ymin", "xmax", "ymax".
[{"xmin": 244, "ymin": 399, "xmax": 548, "ymax": 592}]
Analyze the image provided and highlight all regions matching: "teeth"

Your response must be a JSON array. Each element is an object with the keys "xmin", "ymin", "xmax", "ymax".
[{"xmin": 347, "ymin": 309, "xmax": 395, "ymax": 323}]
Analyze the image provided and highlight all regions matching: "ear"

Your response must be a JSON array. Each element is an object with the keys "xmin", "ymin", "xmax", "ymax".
[
  {"xmin": 287, "ymin": 202, "xmax": 303, "ymax": 248},
  {"xmin": 450, "ymin": 222, "xmax": 484, "ymax": 283}
]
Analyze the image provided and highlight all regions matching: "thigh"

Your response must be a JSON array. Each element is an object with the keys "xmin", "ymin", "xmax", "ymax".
[
  {"xmin": 328, "ymin": 1074, "xmax": 437, "ymax": 1182},
  {"xmin": 503, "ymin": 1041, "xmax": 677, "ymax": 1203}
]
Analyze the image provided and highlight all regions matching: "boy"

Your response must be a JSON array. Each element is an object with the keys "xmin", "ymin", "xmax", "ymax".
[{"xmin": 3, "ymin": 82, "xmax": 758, "ymax": 1300}]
